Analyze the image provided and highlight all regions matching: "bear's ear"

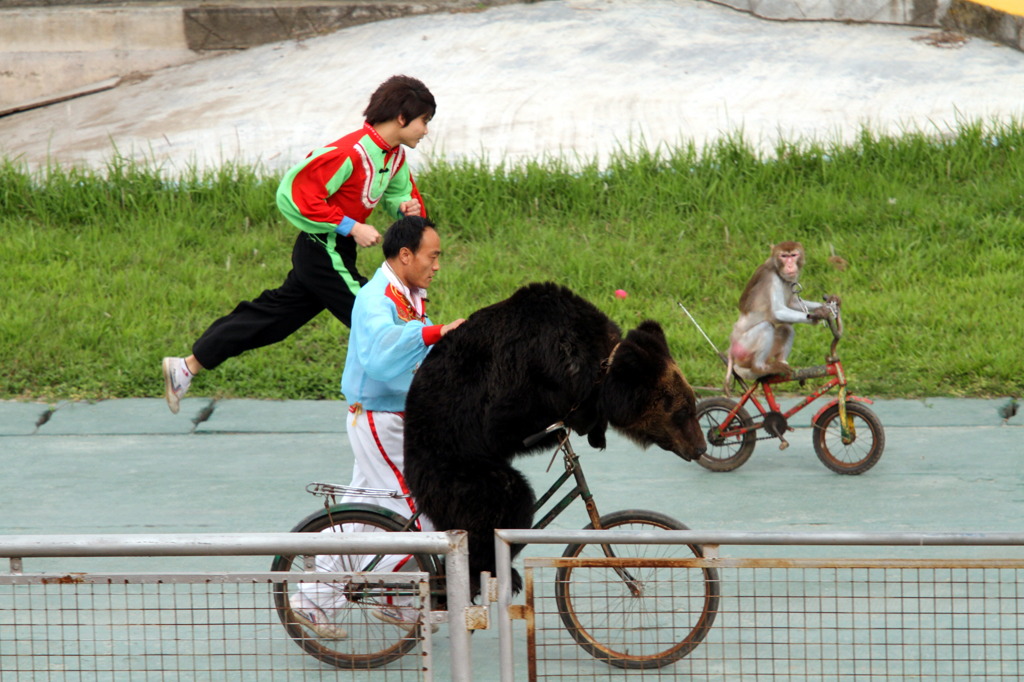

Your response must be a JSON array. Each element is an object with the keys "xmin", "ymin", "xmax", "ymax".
[
  {"xmin": 617, "ymin": 322, "xmax": 670, "ymax": 381},
  {"xmin": 601, "ymin": 339, "xmax": 662, "ymax": 426},
  {"xmin": 633, "ymin": 320, "xmax": 670, "ymax": 355}
]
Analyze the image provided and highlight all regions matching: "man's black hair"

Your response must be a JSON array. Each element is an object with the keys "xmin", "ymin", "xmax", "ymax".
[{"xmin": 383, "ymin": 215, "xmax": 437, "ymax": 259}]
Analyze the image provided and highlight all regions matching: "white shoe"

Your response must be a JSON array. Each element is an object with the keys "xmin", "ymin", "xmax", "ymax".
[
  {"xmin": 289, "ymin": 594, "xmax": 348, "ymax": 640},
  {"xmin": 162, "ymin": 357, "xmax": 192, "ymax": 414},
  {"xmin": 372, "ymin": 606, "xmax": 439, "ymax": 633}
]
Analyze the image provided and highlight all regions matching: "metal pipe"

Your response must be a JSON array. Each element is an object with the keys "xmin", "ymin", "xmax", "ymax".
[
  {"xmin": 493, "ymin": 529, "xmax": 1024, "ymax": 547},
  {"xmin": 0, "ymin": 532, "xmax": 453, "ymax": 558},
  {"xmin": 495, "ymin": 532, "xmax": 515, "ymax": 682},
  {"xmin": 444, "ymin": 530, "xmax": 474, "ymax": 682}
]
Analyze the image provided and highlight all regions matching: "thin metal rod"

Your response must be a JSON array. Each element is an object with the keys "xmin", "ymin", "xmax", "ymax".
[
  {"xmin": 0, "ymin": 532, "xmax": 452, "ymax": 558},
  {"xmin": 677, "ymin": 301, "xmax": 722, "ymax": 354}
]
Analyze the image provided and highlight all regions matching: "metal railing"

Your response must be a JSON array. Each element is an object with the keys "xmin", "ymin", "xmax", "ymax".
[
  {"xmin": 1, "ymin": 531, "xmax": 474, "ymax": 682},
  {"xmin": 7, "ymin": 529, "xmax": 1024, "ymax": 680},
  {"xmin": 494, "ymin": 530, "xmax": 1024, "ymax": 682}
]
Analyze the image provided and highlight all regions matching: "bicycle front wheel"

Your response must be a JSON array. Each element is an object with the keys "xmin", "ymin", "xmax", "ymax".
[
  {"xmin": 270, "ymin": 506, "xmax": 439, "ymax": 669},
  {"xmin": 812, "ymin": 401, "xmax": 885, "ymax": 475},
  {"xmin": 554, "ymin": 510, "xmax": 720, "ymax": 669}
]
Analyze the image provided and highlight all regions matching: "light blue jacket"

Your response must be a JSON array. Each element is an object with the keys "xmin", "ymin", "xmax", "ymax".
[{"xmin": 340, "ymin": 267, "xmax": 442, "ymax": 412}]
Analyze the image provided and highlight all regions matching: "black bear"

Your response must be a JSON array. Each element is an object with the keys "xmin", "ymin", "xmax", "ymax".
[{"xmin": 403, "ymin": 282, "xmax": 706, "ymax": 593}]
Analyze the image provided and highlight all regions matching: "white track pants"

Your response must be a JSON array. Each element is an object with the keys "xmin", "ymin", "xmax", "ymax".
[{"xmin": 299, "ymin": 409, "xmax": 434, "ymax": 614}]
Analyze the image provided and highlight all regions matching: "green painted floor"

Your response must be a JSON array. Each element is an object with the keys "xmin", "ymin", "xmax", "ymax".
[{"xmin": 2, "ymin": 397, "xmax": 1022, "ymax": 679}]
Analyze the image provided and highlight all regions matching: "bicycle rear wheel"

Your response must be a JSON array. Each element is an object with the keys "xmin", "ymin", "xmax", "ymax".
[
  {"xmin": 270, "ymin": 506, "xmax": 439, "ymax": 669},
  {"xmin": 696, "ymin": 397, "xmax": 757, "ymax": 471},
  {"xmin": 554, "ymin": 510, "xmax": 720, "ymax": 669}
]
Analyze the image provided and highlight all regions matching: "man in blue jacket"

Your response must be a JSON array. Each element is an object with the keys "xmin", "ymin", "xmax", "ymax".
[
  {"xmin": 340, "ymin": 215, "xmax": 463, "ymax": 523},
  {"xmin": 291, "ymin": 215, "xmax": 463, "ymax": 638}
]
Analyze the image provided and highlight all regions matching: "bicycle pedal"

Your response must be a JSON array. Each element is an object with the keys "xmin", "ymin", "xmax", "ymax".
[{"xmin": 778, "ymin": 439, "xmax": 790, "ymax": 451}]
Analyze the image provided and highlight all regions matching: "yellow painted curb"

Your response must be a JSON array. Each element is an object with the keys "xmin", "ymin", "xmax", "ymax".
[{"xmin": 969, "ymin": 0, "xmax": 1024, "ymax": 16}]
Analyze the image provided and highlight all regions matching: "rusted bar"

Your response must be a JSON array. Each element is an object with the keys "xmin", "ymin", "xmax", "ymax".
[
  {"xmin": 792, "ymin": 364, "xmax": 831, "ymax": 381},
  {"xmin": 494, "ymin": 529, "xmax": 1024, "ymax": 547}
]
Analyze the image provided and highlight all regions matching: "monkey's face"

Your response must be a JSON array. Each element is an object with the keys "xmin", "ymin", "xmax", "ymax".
[{"xmin": 777, "ymin": 250, "xmax": 803, "ymax": 282}]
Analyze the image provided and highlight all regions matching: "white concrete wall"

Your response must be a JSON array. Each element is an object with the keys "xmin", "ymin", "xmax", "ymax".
[
  {"xmin": 0, "ymin": 0, "xmax": 991, "ymax": 115},
  {"xmin": 0, "ymin": 7, "xmax": 201, "ymax": 110}
]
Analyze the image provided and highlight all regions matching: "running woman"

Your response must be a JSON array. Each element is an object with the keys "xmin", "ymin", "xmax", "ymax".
[{"xmin": 162, "ymin": 75, "xmax": 435, "ymax": 413}]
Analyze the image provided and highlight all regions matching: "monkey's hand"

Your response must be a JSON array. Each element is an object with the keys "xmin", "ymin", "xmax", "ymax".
[
  {"xmin": 824, "ymin": 294, "xmax": 842, "ymax": 308},
  {"xmin": 807, "ymin": 306, "xmax": 833, "ymax": 321}
]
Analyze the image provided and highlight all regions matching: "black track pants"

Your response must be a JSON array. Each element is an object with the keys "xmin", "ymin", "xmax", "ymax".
[{"xmin": 191, "ymin": 232, "xmax": 365, "ymax": 370}]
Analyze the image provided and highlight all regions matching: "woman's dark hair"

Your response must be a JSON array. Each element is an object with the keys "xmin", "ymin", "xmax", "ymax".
[
  {"xmin": 364, "ymin": 75, "xmax": 436, "ymax": 127},
  {"xmin": 383, "ymin": 216, "xmax": 437, "ymax": 259}
]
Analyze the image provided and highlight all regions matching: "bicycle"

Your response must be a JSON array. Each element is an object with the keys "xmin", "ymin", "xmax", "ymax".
[
  {"xmin": 695, "ymin": 300, "xmax": 885, "ymax": 474},
  {"xmin": 270, "ymin": 423, "xmax": 720, "ymax": 669}
]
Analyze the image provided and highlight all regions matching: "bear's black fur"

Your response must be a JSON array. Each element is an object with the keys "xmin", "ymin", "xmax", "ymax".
[{"xmin": 404, "ymin": 283, "xmax": 705, "ymax": 593}]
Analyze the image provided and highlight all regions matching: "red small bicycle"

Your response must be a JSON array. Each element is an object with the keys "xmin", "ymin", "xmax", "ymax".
[{"xmin": 694, "ymin": 301, "xmax": 885, "ymax": 474}]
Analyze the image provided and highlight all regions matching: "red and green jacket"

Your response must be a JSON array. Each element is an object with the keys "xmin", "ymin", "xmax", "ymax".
[{"xmin": 276, "ymin": 123, "xmax": 426, "ymax": 236}]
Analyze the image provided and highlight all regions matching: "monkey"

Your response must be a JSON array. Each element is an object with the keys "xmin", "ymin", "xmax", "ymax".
[{"xmin": 725, "ymin": 241, "xmax": 836, "ymax": 388}]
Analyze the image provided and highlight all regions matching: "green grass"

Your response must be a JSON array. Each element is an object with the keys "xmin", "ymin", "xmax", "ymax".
[{"xmin": 2, "ymin": 120, "xmax": 1022, "ymax": 402}]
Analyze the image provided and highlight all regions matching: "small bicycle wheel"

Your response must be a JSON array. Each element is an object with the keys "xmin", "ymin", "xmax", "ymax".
[
  {"xmin": 812, "ymin": 401, "xmax": 885, "ymax": 475},
  {"xmin": 696, "ymin": 397, "xmax": 757, "ymax": 472},
  {"xmin": 270, "ymin": 506, "xmax": 439, "ymax": 669},
  {"xmin": 554, "ymin": 510, "xmax": 720, "ymax": 669}
]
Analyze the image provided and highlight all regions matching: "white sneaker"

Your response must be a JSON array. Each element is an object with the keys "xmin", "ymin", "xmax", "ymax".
[
  {"xmin": 289, "ymin": 593, "xmax": 348, "ymax": 640},
  {"xmin": 161, "ymin": 357, "xmax": 192, "ymax": 414},
  {"xmin": 372, "ymin": 606, "xmax": 439, "ymax": 633}
]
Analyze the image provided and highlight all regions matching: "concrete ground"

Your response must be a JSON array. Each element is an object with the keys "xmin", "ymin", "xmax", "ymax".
[
  {"xmin": 1, "ymin": 0, "xmax": 1024, "ymax": 171},
  {"xmin": 4, "ymin": 395, "xmax": 1021, "ymax": 540},
  {"xmin": 2, "ymin": 397, "xmax": 1022, "ymax": 678}
]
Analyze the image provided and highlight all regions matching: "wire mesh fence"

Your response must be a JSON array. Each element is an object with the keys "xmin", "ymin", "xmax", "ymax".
[
  {"xmin": 6, "ymin": 531, "xmax": 1024, "ymax": 681},
  {"xmin": 0, "ymin": 571, "xmax": 430, "ymax": 681},
  {"xmin": 523, "ymin": 556, "xmax": 1024, "ymax": 681},
  {"xmin": 0, "ymin": 532, "xmax": 474, "ymax": 681}
]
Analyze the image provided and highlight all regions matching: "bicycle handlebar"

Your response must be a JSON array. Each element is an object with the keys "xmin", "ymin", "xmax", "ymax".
[
  {"xmin": 523, "ymin": 421, "xmax": 566, "ymax": 448},
  {"xmin": 822, "ymin": 297, "xmax": 843, "ymax": 356},
  {"xmin": 827, "ymin": 310, "xmax": 843, "ymax": 339}
]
